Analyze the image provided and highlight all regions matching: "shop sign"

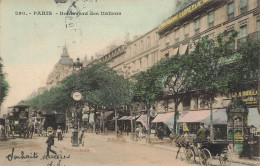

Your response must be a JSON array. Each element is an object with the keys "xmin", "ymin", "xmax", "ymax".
[
  {"xmin": 159, "ymin": 0, "xmax": 212, "ymax": 32},
  {"xmin": 236, "ymin": 90, "xmax": 258, "ymax": 106}
]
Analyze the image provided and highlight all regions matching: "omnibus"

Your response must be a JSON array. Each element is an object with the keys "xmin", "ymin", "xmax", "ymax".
[{"xmin": 7, "ymin": 104, "xmax": 30, "ymax": 137}]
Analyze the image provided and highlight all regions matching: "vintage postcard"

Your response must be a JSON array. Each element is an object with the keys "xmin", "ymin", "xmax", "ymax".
[{"xmin": 0, "ymin": 0, "xmax": 260, "ymax": 166}]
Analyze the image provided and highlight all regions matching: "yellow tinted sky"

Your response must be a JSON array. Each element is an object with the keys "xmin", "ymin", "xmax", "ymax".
[{"xmin": 0, "ymin": 0, "xmax": 176, "ymax": 114}]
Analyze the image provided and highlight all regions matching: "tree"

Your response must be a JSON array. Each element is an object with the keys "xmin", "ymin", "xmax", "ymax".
[
  {"xmin": 78, "ymin": 63, "xmax": 133, "ymax": 133},
  {"xmin": 133, "ymin": 62, "xmax": 166, "ymax": 141},
  {"xmin": 0, "ymin": 56, "xmax": 9, "ymax": 107}
]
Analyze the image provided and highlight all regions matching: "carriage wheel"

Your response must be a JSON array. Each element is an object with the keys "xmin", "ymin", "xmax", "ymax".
[
  {"xmin": 219, "ymin": 151, "xmax": 232, "ymax": 166},
  {"xmin": 185, "ymin": 149, "xmax": 195, "ymax": 163},
  {"xmin": 199, "ymin": 148, "xmax": 212, "ymax": 166}
]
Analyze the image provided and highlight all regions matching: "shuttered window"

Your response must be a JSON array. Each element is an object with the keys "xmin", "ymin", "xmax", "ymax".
[
  {"xmin": 228, "ymin": 2, "xmax": 234, "ymax": 14},
  {"xmin": 240, "ymin": 0, "xmax": 247, "ymax": 8},
  {"xmin": 240, "ymin": 25, "xmax": 247, "ymax": 38},
  {"xmin": 257, "ymin": 20, "xmax": 260, "ymax": 31},
  {"xmin": 194, "ymin": 18, "xmax": 200, "ymax": 30},
  {"xmin": 227, "ymin": 2, "xmax": 235, "ymax": 20},
  {"xmin": 208, "ymin": 11, "xmax": 214, "ymax": 28},
  {"xmin": 240, "ymin": 0, "xmax": 247, "ymax": 14}
]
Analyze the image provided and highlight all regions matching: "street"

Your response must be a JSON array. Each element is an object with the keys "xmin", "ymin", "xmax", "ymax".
[
  {"xmin": 0, "ymin": 133, "xmax": 199, "ymax": 166},
  {"xmin": 0, "ymin": 133, "xmax": 192, "ymax": 166},
  {"xmin": 1, "ymin": 132, "xmax": 258, "ymax": 166}
]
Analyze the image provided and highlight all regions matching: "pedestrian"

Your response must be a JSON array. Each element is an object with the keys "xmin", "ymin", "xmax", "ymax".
[
  {"xmin": 196, "ymin": 123, "xmax": 209, "ymax": 142},
  {"xmin": 46, "ymin": 133, "xmax": 56, "ymax": 157},
  {"xmin": 29, "ymin": 124, "xmax": 34, "ymax": 139},
  {"xmin": 56, "ymin": 126, "xmax": 63, "ymax": 141}
]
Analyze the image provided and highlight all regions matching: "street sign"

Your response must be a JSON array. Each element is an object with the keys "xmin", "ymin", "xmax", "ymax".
[
  {"xmin": 150, "ymin": 109, "xmax": 157, "ymax": 117},
  {"xmin": 72, "ymin": 91, "xmax": 82, "ymax": 101}
]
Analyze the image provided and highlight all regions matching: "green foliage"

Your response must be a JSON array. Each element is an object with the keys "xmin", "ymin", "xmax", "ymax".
[
  {"xmin": 23, "ymin": 62, "xmax": 133, "ymax": 112},
  {"xmin": 0, "ymin": 56, "xmax": 9, "ymax": 106},
  {"xmin": 133, "ymin": 61, "xmax": 166, "ymax": 107},
  {"xmin": 185, "ymin": 31, "xmax": 238, "ymax": 100},
  {"xmin": 79, "ymin": 63, "xmax": 133, "ymax": 109}
]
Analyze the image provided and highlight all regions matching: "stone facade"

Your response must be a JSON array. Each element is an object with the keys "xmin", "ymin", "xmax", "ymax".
[
  {"xmin": 46, "ymin": 45, "xmax": 73, "ymax": 90},
  {"xmin": 158, "ymin": 0, "xmax": 260, "ymax": 113}
]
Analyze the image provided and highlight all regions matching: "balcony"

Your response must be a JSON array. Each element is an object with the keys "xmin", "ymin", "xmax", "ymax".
[{"xmin": 237, "ymin": 31, "xmax": 260, "ymax": 49}]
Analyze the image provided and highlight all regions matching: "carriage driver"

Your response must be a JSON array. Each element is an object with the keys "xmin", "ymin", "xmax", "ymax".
[{"xmin": 196, "ymin": 123, "xmax": 209, "ymax": 142}]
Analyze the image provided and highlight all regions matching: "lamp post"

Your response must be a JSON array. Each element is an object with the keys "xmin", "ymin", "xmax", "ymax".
[{"xmin": 71, "ymin": 57, "xmax": 83, "ymax": 147}]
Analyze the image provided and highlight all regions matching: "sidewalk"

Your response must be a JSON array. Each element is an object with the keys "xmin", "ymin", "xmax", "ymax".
[{"xmin": 85, "ymin": 131, "xmax": 260, "ymax": 166}]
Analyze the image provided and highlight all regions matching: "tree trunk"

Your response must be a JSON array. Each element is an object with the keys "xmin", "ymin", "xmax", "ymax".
[
  {"xmin": 93, "ymin": 108, "xmax": 96, "ymax": 133},
  {"xmin": 115, "ymin": 109, "xmax": 118, "ymax": 138},
  {"xmin": 146, "ymin": 104, "xmax": 151, "ymax": 143},
  {"xmin": 130, "ymin": 106, "xmax": 134, "ymax": 140},
  {"xmin": 102, "ymin": 110, "xmax": 105, "ymax": 135},
  {"xmin": 173, "ymin": 101, "xmax": 179, "ymax": 134}
]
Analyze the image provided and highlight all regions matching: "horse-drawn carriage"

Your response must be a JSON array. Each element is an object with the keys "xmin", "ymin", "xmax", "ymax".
[
  {"xmin": 174, "ymin": 134, "xmax": 232, "ymax": 166},
  {"xmin": 7, "ymin": 104, "xmax": 34, "ymax": 138}
]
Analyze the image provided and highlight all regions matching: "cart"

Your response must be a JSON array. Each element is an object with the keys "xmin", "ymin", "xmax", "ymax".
[{"xmin": 184, "ymin": 140, "xmax": 232, "ymax": 166}]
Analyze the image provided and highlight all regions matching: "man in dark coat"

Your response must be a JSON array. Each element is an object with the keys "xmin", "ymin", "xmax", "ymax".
[
  {"xmin": 196, "ymin": 123, "xmax": 209, "ymax": 142},
  {"xmin": 46, "ymin": 133, "xmax": 56, "ymax": 156}
]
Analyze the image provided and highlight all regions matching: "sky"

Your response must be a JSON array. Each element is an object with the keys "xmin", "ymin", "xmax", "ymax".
[{"xmin": 0, "ymin": 0, "xmax": 177, "ymax": 115}]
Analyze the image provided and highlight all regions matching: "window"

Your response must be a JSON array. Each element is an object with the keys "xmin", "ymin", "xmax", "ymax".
[
  {"xmin": 147, "ymin": 36, "xmax": 151, "ymax": 48},
  {"xmin": 165, "ymin": 36, "xmax": 169, "ymax": 47},
  {"xmin": 238, "ymin": 25, "xmax": 247, "ymax": 48},
  {"xmin": 240, "ymin": 0, "xmax": 248, "ymax": 14},
  {"xmin": 183, "ymin": 24, "xmax": 189, "ymax": 39},
  {"xmin": 257, "ymin": 20, "xmax": 260, "ymax": 31},
  {"xmin": 194, "ymin": 18, "xmax": 200, "ymax": 34},
  {"xmin": 258, "ymin": 0, "xmax": 260, "ymax": 7},
  {"xmin": 165, "ymin": 53, "xmax": 169, "ymax": 58},
  {"xmin": 175, "ymin": 29, "xmax": 180, "ymax": 43},
  {"xmin": 140, "ymin": 40, "xmax": 143, "ymax": 52},
  {"xmin": 227, "ymin": 2, "xmax": 235, "ymax": 20},
  {"xmin": 208, "ymin": 11, "xmax": 215, "ymax": 28},
  {"xmin": 240, "ymin": 25, "xmax": 247, "ymax": 39},
  {"xmin": 134, "ymin": 44, "xmax": 137, "ymax": 54}
]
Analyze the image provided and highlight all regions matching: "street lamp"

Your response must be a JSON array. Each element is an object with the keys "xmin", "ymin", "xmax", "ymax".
[{"xmin": 71, "ymin": 57, "xmax": 83, "ymax": 147}]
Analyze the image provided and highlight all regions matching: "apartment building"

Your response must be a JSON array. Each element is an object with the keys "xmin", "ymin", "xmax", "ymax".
[{"xmin": 158, "ymin": 0, "xmax": 260, "ymax": 112}]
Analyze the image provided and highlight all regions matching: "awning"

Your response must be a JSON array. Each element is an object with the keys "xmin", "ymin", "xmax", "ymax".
[
  {"xmin": 151, "ymin": 114, "xmax": 165, "ymax": 123},
  {"xmin": 152, "ymin": 112, "xmax": 175, "ymax": 132},
  {"xmin": 202, "ymin": 109, "xmax": 227, "ymax": 125},
  {"xmin": 127, "ymin": 115, "xmax": 140, "ymax": 120},
  {"xmin": 172, "ymin": 47, "xmax": 179, "ymax": 56},
  {"xmin": 152, "ymin": 112, "xmax": 175, "ymax": 123},
  {"xmin": 118, "ymin": 116, "xmax": 129, "ymax": 120},
  {"xmin": 179, "ymin": 44, "xmax": 188, "ymax": 55},
  {"xmin": 248, "ymin": 108, "xmax": 260, "ymax": 128},
  {"xmin": 136, "ymin": 115, "xmax": 147, "ymax": 129},
  {"xmin": 179, "ymin": 109, "xmax": 216, "ymax": 123},
  {"xmin": 100, "ymin": 111, "xmax": 113, "ymax": 120}
]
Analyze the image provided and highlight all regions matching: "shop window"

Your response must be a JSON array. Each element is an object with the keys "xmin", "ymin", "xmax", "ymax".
[
  {"xmin": 240, "ymin": 0, "xmax": 248, "ymax": 15},
  {"xmin": 208, "ymin": 11, "xmax": 215, "ymax": 28},
  {"xmin": 227, "ymin": 1, "xmax": 235, "ymax": 20},
  {"xmin": 194, "ymin": 18, "xmax": 200, "ymax": 34}
]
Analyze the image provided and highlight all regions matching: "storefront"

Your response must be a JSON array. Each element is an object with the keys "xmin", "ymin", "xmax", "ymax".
[{"xmin": 151, "ymin": 112, "xmax": 175, "ymax": 136}]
